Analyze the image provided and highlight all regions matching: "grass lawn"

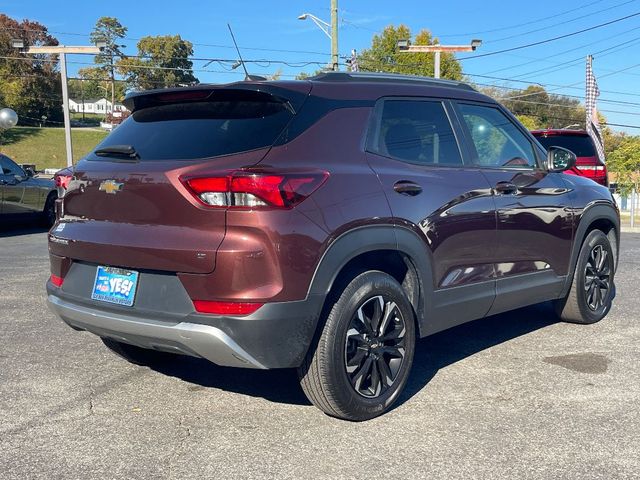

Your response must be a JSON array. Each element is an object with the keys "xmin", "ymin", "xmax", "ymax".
[{"xmin": 0, "ymin": 126, "xmax": 108, "ymax": 170}]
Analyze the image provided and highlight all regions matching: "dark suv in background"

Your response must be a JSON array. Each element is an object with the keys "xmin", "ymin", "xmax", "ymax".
[
  {"xmin": 47, "ymin": 73, "xmax": 619, "ymax": 420},
  {"xmin": 532, "ymin": 129, "xmax": 608, "ymax": 186}
]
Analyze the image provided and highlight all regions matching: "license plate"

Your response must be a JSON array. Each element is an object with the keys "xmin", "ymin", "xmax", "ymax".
[{"xmin": 91, "ymin": 266, "xmax": 139, "ymax": 307}]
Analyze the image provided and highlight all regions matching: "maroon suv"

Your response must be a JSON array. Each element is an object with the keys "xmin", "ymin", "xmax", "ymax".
[{"xmin": 47, "ymin": 73, "xmax": 619, "ymax": 420}]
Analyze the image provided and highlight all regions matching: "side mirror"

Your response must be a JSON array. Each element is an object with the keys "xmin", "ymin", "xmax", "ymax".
[
  {"xmin": 547, "ymin": 146, "xmax": 576, "ymax": 172},
  {"xmin": 24, "ymin": 167, "xmax": 35, "ymax": 177}
]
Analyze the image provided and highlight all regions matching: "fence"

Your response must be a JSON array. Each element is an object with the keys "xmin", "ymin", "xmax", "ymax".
[{"xmin": 614, "ymin": 190, "xmax": 640, "ymax": 229}]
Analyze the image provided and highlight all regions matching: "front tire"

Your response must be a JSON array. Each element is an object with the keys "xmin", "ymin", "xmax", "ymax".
[
  {"xmin": 555, "ymin": 230, "xmax": 615, "ymax": 324},
  {"xmin": 298, "ymin": 271, "xmax": 416, "ymax": 421}
]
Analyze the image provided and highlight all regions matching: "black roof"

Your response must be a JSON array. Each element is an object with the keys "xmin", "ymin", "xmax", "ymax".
[{"xmin": 309, "ymin": 71, "xmax": 477, "ymax": 92}]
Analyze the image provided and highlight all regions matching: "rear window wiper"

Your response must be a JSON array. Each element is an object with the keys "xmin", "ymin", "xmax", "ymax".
[{"xmin": 94, "ymin": 144, "xmax": 140, "ymax": 160}]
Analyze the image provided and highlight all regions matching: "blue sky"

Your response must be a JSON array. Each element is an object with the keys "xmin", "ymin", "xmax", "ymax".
[{"xmin": 4, "ymin": 0, "xmax": 640, "ymax": 133}]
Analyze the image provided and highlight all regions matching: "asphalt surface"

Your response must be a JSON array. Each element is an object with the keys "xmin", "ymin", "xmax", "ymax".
[{"xmin": 1, "ymin": 226, "xmax": 639, "ymax": 479}]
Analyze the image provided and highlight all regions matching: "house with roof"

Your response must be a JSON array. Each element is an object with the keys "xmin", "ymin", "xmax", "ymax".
[{"xmin": 68, "ymin": 97, "xmax": 128, "ymax": 115}]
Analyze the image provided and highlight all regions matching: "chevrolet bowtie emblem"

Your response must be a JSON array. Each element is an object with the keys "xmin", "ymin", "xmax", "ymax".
[{"xmin": 99, "ymin": 180, "xmax": 124, "ymax": 194}]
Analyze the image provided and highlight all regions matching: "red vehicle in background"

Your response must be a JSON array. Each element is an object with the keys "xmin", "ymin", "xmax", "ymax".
[{"xmin": 531, "ymin": 129, "xmax": 608, "ymax": 186}]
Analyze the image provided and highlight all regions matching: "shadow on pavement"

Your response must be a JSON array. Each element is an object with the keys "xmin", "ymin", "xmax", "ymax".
[
  {"xmin": 153, "ymin": 302, "xmax": 559, "ymax": 408},
  {"xmin": 0, "ymin": 223, "xmax": 49, "ymax": 237},
  {"xmin": 397, "ymin": 301, "xmax": 558, "ymax": 408}
]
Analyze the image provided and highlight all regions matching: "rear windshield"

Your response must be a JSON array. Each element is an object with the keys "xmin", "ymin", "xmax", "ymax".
[
  {"xmin": 88, "ymin": 97, "xmax": 293, "ymax": 161},
  {"xmin": 534, "ymin": 134, "xmax": 596, "ymax": 157}
]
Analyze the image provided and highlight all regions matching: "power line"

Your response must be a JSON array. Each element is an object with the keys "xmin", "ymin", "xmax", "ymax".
[
  {"xmin": 458, "ymin": 11, "xmax": 640, "ymax": 60},
  {"xmin": 437, "ymin": 0, "xmax": 607, "ymax": 38},
  {"xmin": 485, "ymin": 0, "xmax": 637, "ymax": 44},
  {"xmin": 0, "ymin": 26, "xmax": 334, "ymax": 57},
  {"xmin": 480, "ymin": 24, "xmax": 640, "ymax": 75},
  {"xmin": 509, "ymin": 110, "xmax": 640, "ymax": 129},
  {"xmin": 508, "ymin": 37, "xmax": 640, "ymax": 79}
]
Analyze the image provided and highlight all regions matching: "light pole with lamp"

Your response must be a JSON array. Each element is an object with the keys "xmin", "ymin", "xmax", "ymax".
[
  {"xmin": 397, "ymin": 39, "xmax": 482, "ymax": 79},
  {"xmin": 298, "ymin": 0, "xmax": 339, "ymax": 71},
  {"xmin": 12, "ymin": 40, "xmax": 105, "ymax": 167}
]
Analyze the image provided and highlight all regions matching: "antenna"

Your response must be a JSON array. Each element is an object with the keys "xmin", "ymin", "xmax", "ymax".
[{"xmin": 227, "ymin": 23, "xmax": 250, "ymax": 80}]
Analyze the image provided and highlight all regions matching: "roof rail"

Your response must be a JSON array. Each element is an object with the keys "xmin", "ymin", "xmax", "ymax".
[{"xmin": 310, "ymin": 71, "xmax": 476, "ymax": 91}]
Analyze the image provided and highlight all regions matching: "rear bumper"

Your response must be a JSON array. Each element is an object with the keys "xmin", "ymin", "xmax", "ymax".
[{"xmin": 47, "ymin": 286, "xmax": 325, "ymax": 369}]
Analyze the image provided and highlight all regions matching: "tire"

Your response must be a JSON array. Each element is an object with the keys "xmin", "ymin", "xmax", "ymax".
[
  {"xmin": 101, "ymin": 337, "xmax": 176, "ymax": 366},
  {"xmin": 41, "ymin": 192, "xmax": 56, "ymax": 228},
  {"xmin": 555, "ymin": 230, "xmax": 615, "ymax": 324},
  {"xmin": 298, "ymin": 271, "xmax": 416, "ymax": 421}
]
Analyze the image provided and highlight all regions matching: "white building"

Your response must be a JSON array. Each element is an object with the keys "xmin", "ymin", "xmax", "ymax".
[{"xmin": 68, "ymin": 98, "xmax": 128, "ymax": 115}]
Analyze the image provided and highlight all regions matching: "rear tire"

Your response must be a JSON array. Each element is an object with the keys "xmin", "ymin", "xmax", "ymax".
[
  {"xmin": 101, "ymin": 337, "xmax": 176, "ymax": 366},
  {"xmin": 298, "ymin": 271, "xmax": 416, "ymax": 421},
  {"xmin": 555, "ymin": 230, "xmax": 615, "ymax": 324}
]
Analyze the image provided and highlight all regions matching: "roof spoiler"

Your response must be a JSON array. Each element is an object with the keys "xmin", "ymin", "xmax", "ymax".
[{"xmin": 123, "ymin": 84, "xmax": 309, "ymax": 114}]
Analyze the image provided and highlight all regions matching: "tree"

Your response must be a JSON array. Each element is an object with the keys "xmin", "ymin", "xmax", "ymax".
[
  {"xmin": 607, "ymin": 135, "xmax": 640, "ymax": 194},
  {"xmin": 89, "ymin": 17, "xmax": 127, "ymax": 118},
  {"xmin": 117, "ymin": 35, "xmax": 198, "ymax": 90},
  {"xmin": 68, "ymin": 67, "xmax": 126, "ymax": 102},
  {"xmin": 358, "ymin": 25, "xmax": 462, "ymax": 80},
  {"xmin": 479, "ymin": 85, "xmax": 586, "ymax": 130},
  {"xmin": 0, "ymin": 14, "xmax": 62, "ymax": 126}
]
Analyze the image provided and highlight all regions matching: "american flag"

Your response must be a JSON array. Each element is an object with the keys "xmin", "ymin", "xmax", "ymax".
[{"xmin": 586, "ymin": 55, "xmax": 605, "ymax": 162}]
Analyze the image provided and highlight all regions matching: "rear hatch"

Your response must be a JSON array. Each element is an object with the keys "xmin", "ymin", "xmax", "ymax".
[{"xmin": 51, "ymin": 83, "xmax": 311, "ymax": 274}]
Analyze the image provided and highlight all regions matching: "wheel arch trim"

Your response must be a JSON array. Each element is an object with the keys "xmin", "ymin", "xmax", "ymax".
[{"xmin": 306, "ymin": 224, "xmax": 433, "ymax": 334}]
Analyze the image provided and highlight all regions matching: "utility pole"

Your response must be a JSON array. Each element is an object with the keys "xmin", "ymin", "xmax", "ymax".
[
  {"xmin": 12, "ymin": 42, "xmax": 103, "ymax": 167},
  {"xmin": 398, "ymin": 39, "xmax": 482, "ymax": 78},
  {"xmin": 331, "ymin": 0, "xmax": 339, "ymax": 71},
  {"xmin": 298, "ymin": 0, "xmax": 340, "ymax": 72}
]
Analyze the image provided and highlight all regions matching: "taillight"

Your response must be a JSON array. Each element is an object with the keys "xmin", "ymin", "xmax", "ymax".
[
  {"xmin": 54, "ymin": 174, "xmax": 72, "ymax": 194},
  {"xmin": 50, "ymin": 274, "xmax": 64, "ymax": 287},
  {"xmin": 576, "ymin": 165, "xmax": 606, "ymax": 173},
  {"xmin": 182, "ymin": 169, "xmax": 329, "ymax": 209},
  {"xmin": 192, "ymin": 300, "xmax": 263, "ymax": 315}
]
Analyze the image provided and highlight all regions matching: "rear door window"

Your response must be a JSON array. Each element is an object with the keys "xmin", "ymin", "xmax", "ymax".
[
  {"xmin": 89, "ymin": 92, "xmax": 294, "ymax": 161},
  {"xmin": 369, "ymin": 99, "xmax": 463, "ymax": 166}
]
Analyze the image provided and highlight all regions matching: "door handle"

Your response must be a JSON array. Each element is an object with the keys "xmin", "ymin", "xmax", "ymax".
[
  {"xmin": 494, "ymin": 181, "xmax": 518, "ymax": 194},
  {"xmin": 393, "ymin": 181, "xmax": 422, "ymax": 196}
]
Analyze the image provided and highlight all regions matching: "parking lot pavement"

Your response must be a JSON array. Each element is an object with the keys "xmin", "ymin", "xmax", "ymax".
[{"xmin": 0, "ymin": 228, "xmax": 638, "ymax": 480}]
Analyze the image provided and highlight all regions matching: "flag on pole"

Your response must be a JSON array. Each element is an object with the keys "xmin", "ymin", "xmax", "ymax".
[
  {"xmin": 349, "ymin": 49, "xmax": 359, "ymax": 72},
  {"xmin": 586, "ymin": 55, "xmax": 605, "ymax": 162}
]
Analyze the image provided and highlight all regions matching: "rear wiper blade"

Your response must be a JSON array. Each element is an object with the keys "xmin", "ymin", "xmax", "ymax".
[{"xmin": 94, "ymin": 144, "xmax": 139, "ymax": 159}]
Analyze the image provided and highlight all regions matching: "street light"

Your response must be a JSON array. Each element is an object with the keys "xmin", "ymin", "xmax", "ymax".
[
  {"xmin": 298, "ymin": 2, "xmax": 339, "ymax": 72},
  {"xmin": 397, "ymin": 38, "xmax": 483, "ymax": 79},
  {"xmin": 298, "ymin": 13, "xmax": 332, "ymax": 39}
]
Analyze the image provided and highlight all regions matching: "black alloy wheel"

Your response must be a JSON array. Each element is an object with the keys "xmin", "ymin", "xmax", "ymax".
[
  {"xmin": 344, "ymin": 295, "xmax": 407, "ymax": 398},
  {"xmin": 584, "ymin": 244, "xmax": 611, "ymax": 311}
]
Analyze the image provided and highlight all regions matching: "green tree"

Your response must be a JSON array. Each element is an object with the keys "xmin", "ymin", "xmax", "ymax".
[
  {"xmin": 608, "ymin": 135, "xmax": 640, "ymax": 194},
  {"xmin": 515, "ymin": 114, "xmax": 540, "ymax": 130},
  {"xmin": 358, "ymin": 25, "xmax": 462, "ymax": 80},
  {"xmin": 117, "ymin": 35, "xmax": 198, "ymax": 90},
  {"xmin": 484, "ymin": 85, "xmax": 585, "ymax": 129},
  {"xmin": 89, "ymin": 17, "xmax": 127, "ymax": 117},
  {"xmin": 0, "ymin": 14, "xmax": 62, "ymax": 126}
]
